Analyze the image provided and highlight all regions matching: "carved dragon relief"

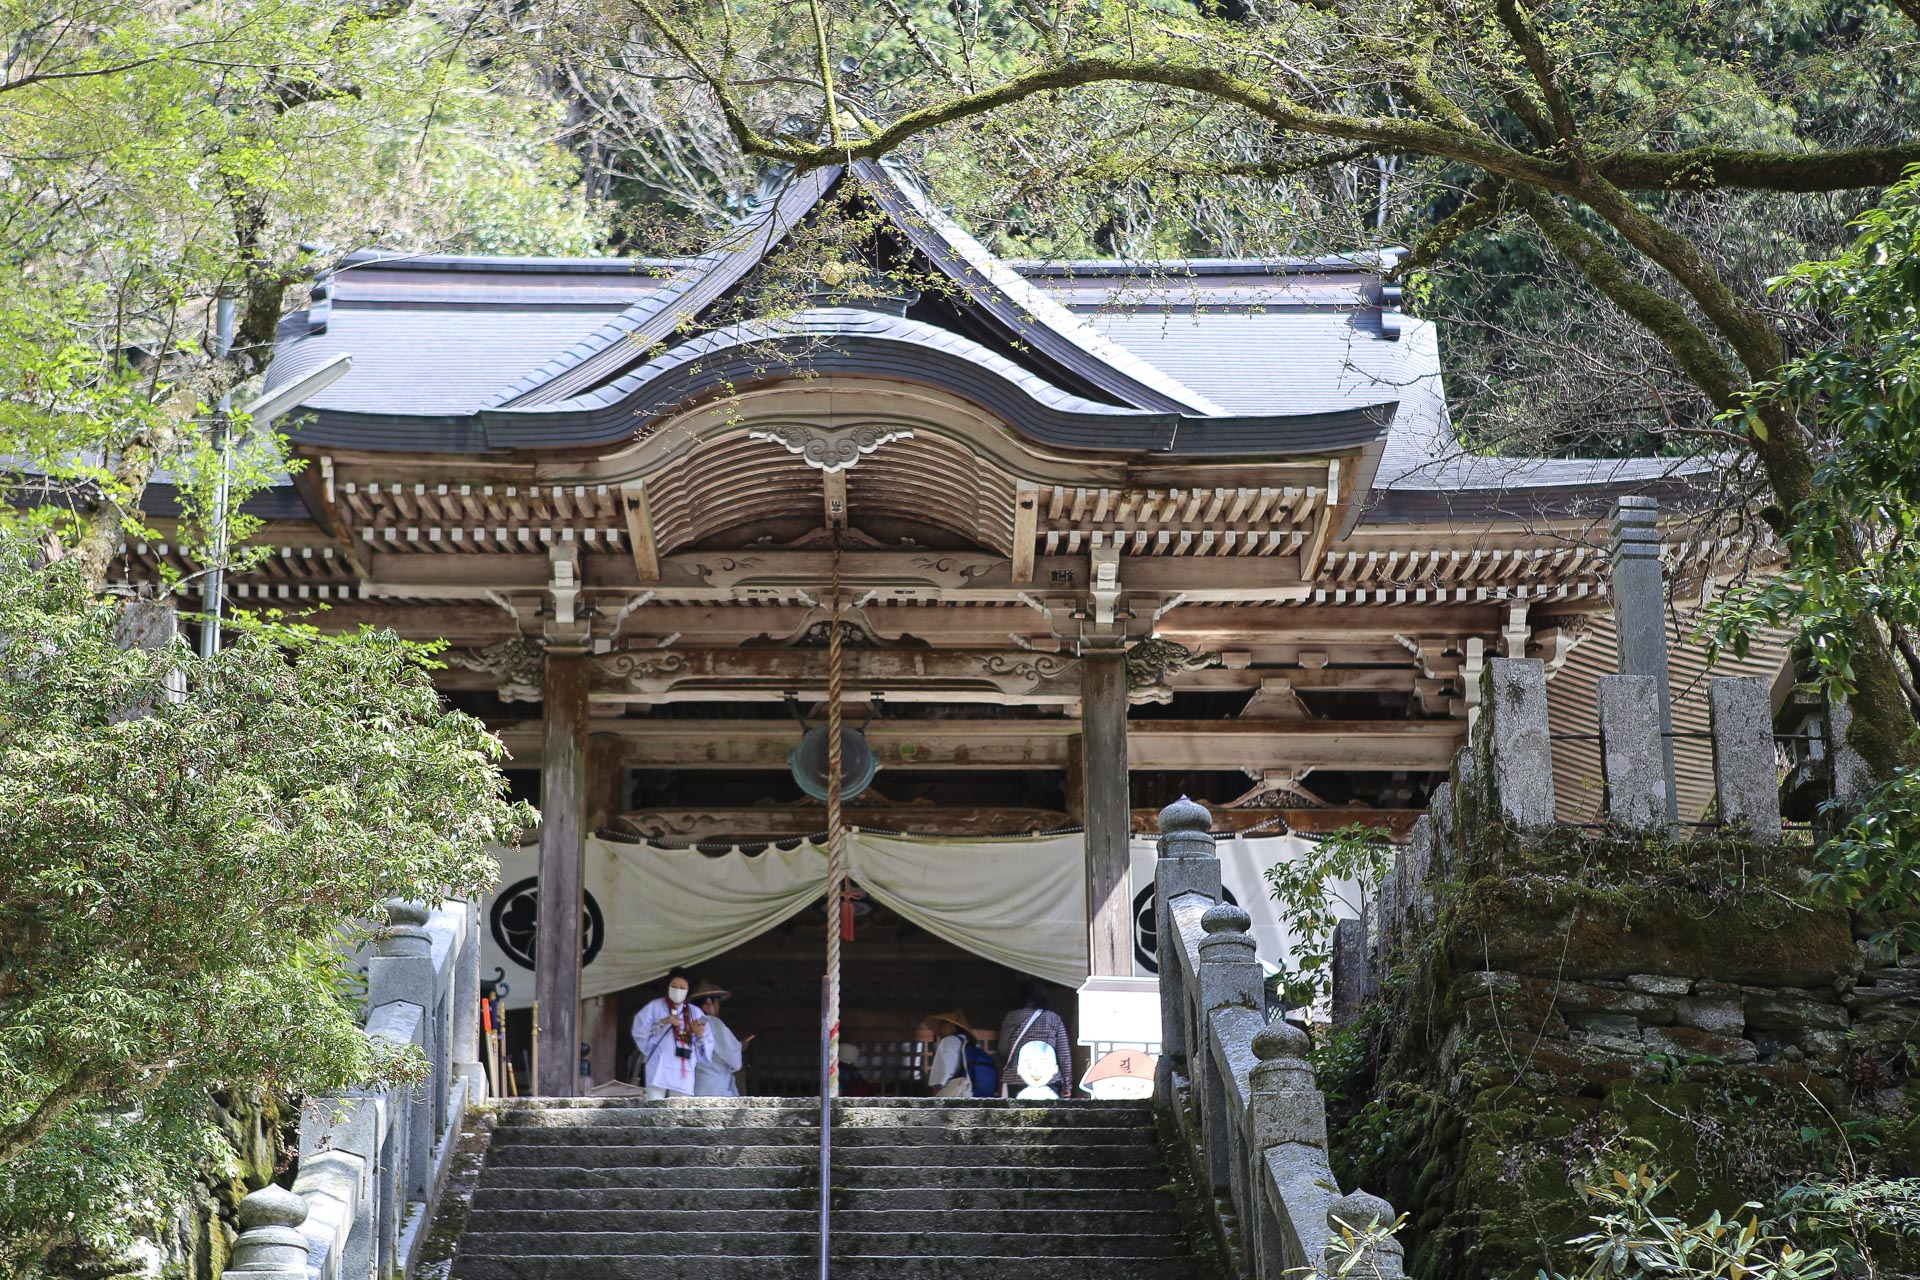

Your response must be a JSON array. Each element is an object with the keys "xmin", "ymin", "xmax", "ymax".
[
  {"xmin": 747, "ymin": 423, "xmax": 914, "ymax": 473},
  {"xmin": 443, "ymin": 636, "xmax": 547, "ymax": 702},
  {"xmin": 1125, "ymin": 637, "xmax": 1221, "ymax": 704}
]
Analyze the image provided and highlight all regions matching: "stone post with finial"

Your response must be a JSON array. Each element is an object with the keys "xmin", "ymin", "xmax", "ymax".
[
  {"xmin": 220, "ymin": 1186, "xmax": 310, "ymax": 1280},
  {"xmin": 1325, "ymin": 1188, "xmax": 1408, "ymax": 1278},
  {"xmin": 1155, "ymin": 795, "xmax": 1220, "ymax": 1095},
  {"xmin": 1248, "ymin": 1020, "xmax": 1333, "ymax": 1275},
  {"xmin": 1195, "ymin": 901, "xmax": 1260, "ymax": 1196}
]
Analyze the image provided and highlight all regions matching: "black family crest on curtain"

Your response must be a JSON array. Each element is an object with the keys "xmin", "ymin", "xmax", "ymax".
[
  {"xmin": 489, "ymin": 876, "xmax": 606, "ymax": 971},
  {"xmin": 1132, "ymin": 883, "xmax": 1239, "ymax": 974}
]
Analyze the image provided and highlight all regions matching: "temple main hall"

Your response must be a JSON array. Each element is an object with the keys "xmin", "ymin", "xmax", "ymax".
[{"xmin": 145, "ymin": 159, "xmax": 1787, "ymax": 1093}]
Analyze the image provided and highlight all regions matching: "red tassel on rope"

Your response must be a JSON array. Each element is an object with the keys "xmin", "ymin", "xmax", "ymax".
[{"xmin": 839, "ymin": 886, "xmax": 863, "ymax": 942}]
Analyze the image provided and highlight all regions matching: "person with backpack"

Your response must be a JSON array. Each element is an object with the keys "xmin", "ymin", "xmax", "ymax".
[
  {"xmin": 922, "ymin": 1009, "xmax": 997, "ymax": 1098},
  {"xmin": 997, "ymin": 981, "xmax": 1075, "ymax": 1098}
]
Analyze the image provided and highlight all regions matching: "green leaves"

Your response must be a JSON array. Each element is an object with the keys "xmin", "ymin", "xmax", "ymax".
[
  {"xmin": 1702, "ymin": 166, "xmax": 1920, "ymax": 934},
  {"xmin": 0, "ymin": 0, "xmax": 608, "ymax": 581},
  {"xmin": 0, "ymin": 539, "xmax": 530, "ymax": 1270},
  {"xmin": 1264, "ymin": 824, "xmax": 1393, "ymax": 1009},
  {"xmin": 1541, "ymin": 1165, "xmax": 1842, "ymax": 1279}
]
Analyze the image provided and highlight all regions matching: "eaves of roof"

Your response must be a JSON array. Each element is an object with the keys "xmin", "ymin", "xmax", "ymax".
[
  {"xmin": 485, "ymin": 167, "xmax": 844, "ymax": 409},
  {"xmin": 283, "ymin": 306, "xmax": 1399, "ymax": 462},
  {"xmin": 1007, "ymin": 251, "xmax": 1401, "ymax": 278}
]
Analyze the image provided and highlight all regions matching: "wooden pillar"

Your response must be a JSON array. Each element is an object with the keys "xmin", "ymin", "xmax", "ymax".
[
  {"xmin": 1082, "ymin": 648, "xmax": 1132, "ymax": 976},
  {"xmin": 534, "ymin": 653, "xmax": 589, "ymax": 1096},
  {"xmin": 582, "ymin": 735, "xmax": 627, "ymax": 1086}
]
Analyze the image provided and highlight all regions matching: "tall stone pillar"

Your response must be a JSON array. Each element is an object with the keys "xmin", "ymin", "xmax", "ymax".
[
  {"xmin": 534, "ymin": 652, "xmax": 590, "ymax": 1096},
  {"xmin": 1082, "ymin": 647, "xmax": 1132, "ymax": 976},
  {"xmin": 1610, "ymin": 497, "xmax": 1677, "ymax": 825}
]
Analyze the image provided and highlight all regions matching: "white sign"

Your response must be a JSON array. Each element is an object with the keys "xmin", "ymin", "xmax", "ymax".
[{"xmin": 1076, "ymin": 975, "xmax": 1162, "ymax": 1049}]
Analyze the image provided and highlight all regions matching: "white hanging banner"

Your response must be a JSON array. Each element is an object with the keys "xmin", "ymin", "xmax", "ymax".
[{"xmin": 1125, "ymin": 831, "xmax": 1360, "ymax": 978}]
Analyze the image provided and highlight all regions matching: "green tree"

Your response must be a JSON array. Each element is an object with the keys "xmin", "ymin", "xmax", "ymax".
[
  {"xmin": 603, "ymin": 0, "xmax": 1920, "ymax": 778},
  {"xmin": 0, "ymin": 0, "xmax": 606, "ymax": 587},
  {"xmin": 0, "ymin": 3, "xmax": 571, "ymax": 1267},
  {"xmin": 1264, "ymin": 825, "xmax": 1391, "ymax": 1008},
  {"xmin": 1707, "ymin": 167, "xmax": 1920, "ymax": 941},
  {"xmin": 0, "ymin": 549, "xmax": 530, "ymax": 1272}
]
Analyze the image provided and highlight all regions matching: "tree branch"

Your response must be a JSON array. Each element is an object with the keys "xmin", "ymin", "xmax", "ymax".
[
  {"xmin": 1595, "ymin": 144, "xmax": 1920, "ymax": 193},
  {"xmin": 0, "ymin": 1070, "xmax": 103, "ymax": 1167},
  {"xmin": 804, "ymin": 0, "xmax": 842, "ymax": 149},
  {"xmin": 1392, "ymin": 174, "xmax": 1510, "ymax": 278},
  {"xmin": 1493, "ymin": 0, "xmax": 1581, "ymax": 167},
  {"xmin": 1510, "ymin": 186, "xmax": 1748, "ymax": 412}
]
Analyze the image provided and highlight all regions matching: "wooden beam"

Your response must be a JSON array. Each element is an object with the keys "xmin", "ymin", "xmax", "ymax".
[
  {"xmin": 620, "ymin": 483, "xmax": 660, "ymax": 582},
  {"xmin": 589, "ymin": 647, "xmax": 1082, "ymax": 704},
  {"xmin": 362, "ymin": 551, "xmax": 1310, "ymax": 601},
  {"xmin": 495, "ymin": 717, "xmax": 1465, "ymax": 772},
  {"xmin": 1298, "ymin": 458, "xmax": 1340, "ymax": 580},
  {"xmin": 1011, "ymin": 481, "xmax": 1038, "ymax": 584},
  {"xmin": 616, "ymin": 806, "xmax": 1075, "ymax": 839},
  {"xmin": 607, "ymin": 805, "xmax": 1419, "ymax": 841},
  {"xmin": 823, "ymin": 468, "xmax": 847, "ymax": 531}
]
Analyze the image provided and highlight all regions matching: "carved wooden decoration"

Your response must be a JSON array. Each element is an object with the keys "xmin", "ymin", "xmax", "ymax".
[
  {"xmin": 444, "ymin": 636, "xmax": 547, "ymax": 701},
  {"xmin": 747, "ymin": 423, "xmax": 914, "ymax": 473}
]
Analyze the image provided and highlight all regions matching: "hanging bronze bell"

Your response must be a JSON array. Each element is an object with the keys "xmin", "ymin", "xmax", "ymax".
[{"xmin": 788, "ymin": 725, "xmax": 878, "ymax": 802}]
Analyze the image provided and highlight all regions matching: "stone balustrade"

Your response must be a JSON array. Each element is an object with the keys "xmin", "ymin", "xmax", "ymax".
[
  {"xmin": 1155, "ymin": 796, "xmax": 1406, "ymax": 1279},
  {"xmin": 222, "ymin": 897, "xmax": 483, "ymax": 1280}
]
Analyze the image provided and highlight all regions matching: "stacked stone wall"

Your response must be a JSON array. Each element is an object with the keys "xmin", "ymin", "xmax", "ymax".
[{"xmin": 1325, "ymin": 659, "xmax": 1920, "ymax": 1280}]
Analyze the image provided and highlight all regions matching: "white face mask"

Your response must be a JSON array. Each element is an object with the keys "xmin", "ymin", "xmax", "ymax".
[{"xmin": 667, "ymin": 987, "xmax": 687, "ymax": 1005}]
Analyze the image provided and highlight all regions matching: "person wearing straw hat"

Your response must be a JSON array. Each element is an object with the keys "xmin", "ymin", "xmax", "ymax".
[
  {"xmin": 922, "ymin": 1009, "xmax": 977, "ymax": 1098},
  {"xmin": 692, "ymin": 979, "xmax": 751, "ymax": 1097}
]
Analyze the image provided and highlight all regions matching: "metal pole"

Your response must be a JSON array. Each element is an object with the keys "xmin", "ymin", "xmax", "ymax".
[
  {"xmin": 199, "ymin": 292, "xmax": 235, "ymax": 659},
  {"xmin": 817, "ymin": 972, "xmax": 832, "ymax": 1280}
]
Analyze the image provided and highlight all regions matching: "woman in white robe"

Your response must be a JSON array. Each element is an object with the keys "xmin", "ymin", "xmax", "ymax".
[
  {"xmin": 692, "ymin": 980, "xmax": 751, "ymax": 1097},
  {"xmin": 631, "ymin": 969, "xmax": 711, "ymax": 1098}
]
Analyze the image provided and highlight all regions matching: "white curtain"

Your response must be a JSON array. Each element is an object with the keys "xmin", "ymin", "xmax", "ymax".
[
  {"xmin": 852, "ymin": 832, "xmax": 1087, "ymax": 986},
  {"xmin": 480, "ymin": 830, "xmax": 1350, "ymax": 1009},
  {"xmin": 482, "ymin": 831, "xmax": 1091, "ymax": 1008}
]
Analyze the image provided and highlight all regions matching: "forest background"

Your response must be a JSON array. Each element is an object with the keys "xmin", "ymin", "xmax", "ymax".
[{"xmin": 0, "ymin": 0, "xmax": 1917, "ymax": 1274}]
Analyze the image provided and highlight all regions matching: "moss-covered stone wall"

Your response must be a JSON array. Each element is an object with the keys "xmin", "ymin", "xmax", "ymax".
[{"xmin": 1323, "ymin": 827, "xmax": 1919, "ymax": 1280}]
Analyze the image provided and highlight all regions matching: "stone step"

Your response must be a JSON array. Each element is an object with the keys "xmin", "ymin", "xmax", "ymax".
[
  {"xmin": 457, "ymin": 1231, "xmax": 1186, "ymax": 1258},
  {"xmin": 483, "ymin": 1143, "xmax": 1165, "ymax": 1170},
  {"xmin": 490, "ymin": 1124, "xmax": 1156, "ymax": 1148},
  {"xmin": 471, "ymin": 1186, "xmax": 1177, "ymax": 1213},
  {"xmin": 472, "ymin": 1187, "xmax": 813, "ymax": 1212},
  {"xmin": 497, "ymin": 1104, "xmax": 1150, "ymax": 1130},
  {"xmin": 505, "ymin": 1097, "xmax": 1152, "ymax": 1112},
  {"xmin": 477, "ymin": 1163, "xmax": 1168, "ymax": 1192},
  {"xmin": 452, "ymin": 1255, "xmax": 1195, "ymax": 1279},
  {"xmin": 466, "ymin": 1208, "xmax": 1185, "ymax": 1236}
]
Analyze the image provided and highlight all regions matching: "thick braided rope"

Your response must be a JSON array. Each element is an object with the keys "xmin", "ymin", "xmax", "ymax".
[{"xmin": 824, "ymin": 538, "xmax": 845, "ymax": 1098}]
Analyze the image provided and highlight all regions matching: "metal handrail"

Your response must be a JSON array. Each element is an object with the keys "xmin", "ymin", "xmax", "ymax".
[{"xmin": 818, "ymin": 974, "xmax": 833, "ymax": 1279}]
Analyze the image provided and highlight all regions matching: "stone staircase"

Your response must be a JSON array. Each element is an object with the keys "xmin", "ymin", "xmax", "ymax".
[{"xmin": 450, "ymin": 1096, "xmax": 1199, "ymax": 1279}]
